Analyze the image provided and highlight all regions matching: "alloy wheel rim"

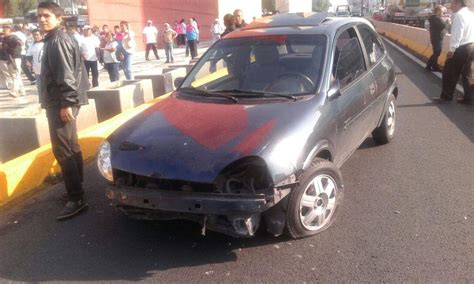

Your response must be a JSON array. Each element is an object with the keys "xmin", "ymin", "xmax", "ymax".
[
  {"xmin": 299, "ymin": 174, "xmax": 337, "ymax": 231},
  {"xmin": 386, "ymin": 100, "xmax": 396, "ymax": 136}
]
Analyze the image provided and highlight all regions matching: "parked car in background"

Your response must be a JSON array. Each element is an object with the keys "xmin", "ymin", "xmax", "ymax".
[{"xmin": 97, "ymin": 13, "xmax": 398, "ymax": 239}]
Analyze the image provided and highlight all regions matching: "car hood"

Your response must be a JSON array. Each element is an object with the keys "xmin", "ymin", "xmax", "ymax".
[{"xmin": 108, "ymin": 93, "xmax": 323, "ymax": 184}]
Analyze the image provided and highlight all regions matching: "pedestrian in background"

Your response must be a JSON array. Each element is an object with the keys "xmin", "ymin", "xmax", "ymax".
[
  {"xmin": 234, "ymin": 9, "xmax": 247, "ymax": 29},
  {"xmin": 114, "ymin": 25, "xmax": 123, "ymax": 42},
  {"xmin": 81, "ymin": 25, "xmax": 100, "ymax": 87},
  {"xmin": 221, "ymin": 14, "xmax": 236, "ymax": 37},
  {"xmin": 120, "ymin": 20, "xmax": 136, "ymax": 79},
  {"xmin": 101, "ymin": 32, "xmax": 120, "ymax": 82},
  {"xmin": 211, "ymin": 18, "xmax": 223, "ymax": 43},
  {"xmin": 1, "ymin": 25, "xmax": 25, "ymax": 98},
  {"xmin": 25, "ymin": 29, "xmax": 44, "ymax": 96},
  {"xmin": 178, "ymin": 19, "xmax": 186, "ymax": 48},
  {"xmin": 162, "ymin": 23, "xmax": 177, "ymax": 63},
  {"xmin": 433, "ymin": 0, "xmax": 474, "ymax": 104},
  {"xmin": 143, "ymin": 20, "xmax": 160, "ymax": 61},
  {"xmin": 426, "ymin": 5, "xmax": 447, "ymax": 72},
  {"xmin": 0, "ymin": 30, "xmax": 13, "ymax": 90},
  {"xmin": 13, "ymin": 25, "xmax": 36, "ymax": 84},
  {"xmin": 37, "ymin": 2, "xmax": 90, "ymax": 220},
  {"xmin": 186, "ymin": 18, "xmax": 198, "ymax": 59}
]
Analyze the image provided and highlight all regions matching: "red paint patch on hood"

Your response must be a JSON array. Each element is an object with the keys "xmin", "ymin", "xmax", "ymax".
[
  {"xmin": 146, "ymin": 96, "xmax": 248, "ymax": 149},
  {"xmin": 233, "ymin": 119, "xmax": 276, "ymax": 155}
]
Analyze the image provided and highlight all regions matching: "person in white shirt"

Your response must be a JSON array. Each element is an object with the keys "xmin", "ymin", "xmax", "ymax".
[
  {"xmin": 12, "ymin": 25, "xmax": 36, "ymax": 83},
  {"xmin": 25, "ymin": 29, "xmax": 44, "ymax": 96},
  {"xmin": 143, "ymin": 20, "xmax": 160, "ymax": 61},
  {"xmin": 100, "ymin": 32, "xmax": 120, "ymax": 82},
  {"xmin": 80, "ymin": 25, "xmax": 100, "ymax": 87},
  {"xmin": 433, "ymin": 0, "xmax": 474, "ymax": 104},
  {"xmin": 210, "ymin": 18, "xmax": 223, "ymax": 43}
]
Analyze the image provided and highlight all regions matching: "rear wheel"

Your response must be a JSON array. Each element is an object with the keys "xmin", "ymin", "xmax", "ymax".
[
  {"xmin": 286, "ymin": 159, "xmax": 344, "ymax": 239},
  {"xmin": 372, "ymin": 94, "xmax": 396, "ymax": 145}
]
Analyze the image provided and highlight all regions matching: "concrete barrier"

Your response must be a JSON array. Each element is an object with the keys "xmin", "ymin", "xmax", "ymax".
[
  {"xmin": 164, "ymin": 64, "xmax": 194, "ymax": 74},
  {"xmin": 136, "ymin": 67, "xmax": 187, "ymax": 97},
  {"xmin": 135, "ymin": 72, "xmax": 164, "ymax": 98},
  {"xmin": 87, "ymin": 79, "xmax": 153, "ymax": 122},
  {"xmin": 163, "ymin": 67, "xmax": 187, "ymax": 93},
  {"xmin": 0, "ymin": 100, "xmax": 98, "ymax": 163},
  {"xmin": 373, "ymin": 20, "xmax": 451, "ymax": 66},
  {"xmin": 0, "ymin": 94, "xmax": 170, "ymax": 206}
]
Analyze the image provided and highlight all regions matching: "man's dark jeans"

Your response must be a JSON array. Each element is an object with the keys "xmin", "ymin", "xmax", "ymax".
[
  {"xmin": 145, "ymin": 43, "xmax": 159, "ymax": 60},
  {"xmin": 84, "ymin": 60, "xmax": 99, "ymax": 87},
  {"xmin": 427, "ymin": 38, "xmax": 442, "ymax": 70},
  {"xmin": 441, "ymin": 43, "xmax": 474, "ymax": 101},
  {"xmin": 105, "ymin": 63, "xmax": 120, "ymax": 82},
  {"xmin": 21, "ymin": 55, "xmax": 36, "ymax": 82},
  {"xmin": 46, "ymin": 107, "xmax": 84, "ymax": 202}
]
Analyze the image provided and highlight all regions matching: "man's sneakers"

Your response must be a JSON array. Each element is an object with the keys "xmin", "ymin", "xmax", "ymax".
[
  {"xmin": 432, "ymin": 96, "xmax": 474, "ymax": 105},
  {"xmin": 432, "ymin": 96, "xmax": 452, "ymax": 104},
  {"xmin": 56, "ymin": 199, "xmax": 88, "ymax": 221},
  {"xmin": 457, "ymin": 98, "xmax": 474, "ymax": 105}
]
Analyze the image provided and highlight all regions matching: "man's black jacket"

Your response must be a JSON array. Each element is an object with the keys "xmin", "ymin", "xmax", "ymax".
[
  {"xmin": 40, "ymin": 28, "xmax": 90, "ymax": 109},
  {"xmin": 1, "ymin": 35, "xmax": 22, "ymax": 59},
  {"xmin": 428, "ymin": 15, "xmax": 447, "ymax": 42}
]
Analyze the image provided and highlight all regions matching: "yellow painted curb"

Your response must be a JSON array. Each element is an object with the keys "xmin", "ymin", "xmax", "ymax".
[{"xmin": 0, "ymin": 94, "xmax": 170, "ymax": 206}]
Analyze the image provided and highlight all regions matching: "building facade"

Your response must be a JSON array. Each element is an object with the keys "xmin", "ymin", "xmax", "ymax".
[{"xmin": 84, "ymin": 0, "xmax": 262, "ymax": 50}]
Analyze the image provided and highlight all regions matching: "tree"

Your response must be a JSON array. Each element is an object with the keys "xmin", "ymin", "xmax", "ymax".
[
  {"xmin": 313, "ymin": 0, "xmax": 331, "ymax": 12},
  {"xmin": 6, "ymin": 0, "xmax": 37, "ymax": 17}
]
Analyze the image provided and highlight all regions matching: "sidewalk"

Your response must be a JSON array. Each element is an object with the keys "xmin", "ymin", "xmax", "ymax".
[{"xmin": 0, "ymin": 43, "xmax": 210, "ymax": 118}]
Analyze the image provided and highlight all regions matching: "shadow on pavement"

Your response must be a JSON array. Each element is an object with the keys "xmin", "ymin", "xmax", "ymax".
[{"xmin": 387, "ymin": 44, "xmax": 474, "ymax": 142}]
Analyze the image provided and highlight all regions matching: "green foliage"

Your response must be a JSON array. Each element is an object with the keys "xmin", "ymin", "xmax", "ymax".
[
  {"xmin": 313, "ymin": 0, "xmax": 331, "ymax": 12},
  {"xmin": 6, "ymin": 0, "xmax": 37, "ymax": 17}
]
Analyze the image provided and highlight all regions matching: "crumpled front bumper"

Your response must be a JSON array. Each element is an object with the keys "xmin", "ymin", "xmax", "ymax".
[{"xmin": 106, "ymin": 185, "xmax": 275, "ymax": 215}]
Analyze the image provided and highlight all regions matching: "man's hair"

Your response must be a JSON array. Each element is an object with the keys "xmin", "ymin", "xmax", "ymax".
[
  {"xmin": 434, "ymin": 5, "xmax": 444, "ymax": 13},
  {"xmin": 37, "ymin": 1, "xmax": 64, "ymax": 17},
  {"xmin": 223, "ymin": 14, "xmax": 235, "ymax": 27},
  {"xmin": 233, "ymin": 9, "xmax": 243, "ymax": 15},
  {"xmin": 32, "ymin": 29, "xmax": 43, "ymax": 35},
  {"xmin": 102, "ymin": 24, "xmax": 108, "ymax": 28}
]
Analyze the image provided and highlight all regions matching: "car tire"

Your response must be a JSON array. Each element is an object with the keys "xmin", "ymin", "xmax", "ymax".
[
  {"xmin": 372, "ymin": 94, "xmax": 396, "ymax": 145},
  {"xmin": 286, "ymin": 159, "xmax": 344, "ymax": 239}
]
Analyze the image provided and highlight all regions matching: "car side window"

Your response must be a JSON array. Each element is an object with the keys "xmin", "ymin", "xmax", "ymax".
[
  {"xmin": 333, "ymin": 28, "xmax": 366, "ymax": 89},
  {"xmin": 357, "ymin": 25, "xmax": 385, "ymax": 66}
]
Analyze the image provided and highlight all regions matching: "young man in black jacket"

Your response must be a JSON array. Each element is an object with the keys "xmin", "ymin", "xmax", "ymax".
[{"xmin": 37, "ymin": 2, "xmax": 91, "ymax": 220}]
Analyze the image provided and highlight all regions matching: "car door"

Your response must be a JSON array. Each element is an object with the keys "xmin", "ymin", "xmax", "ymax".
[
  {"xmin": 332, "ymin": 27, "xmax": 374, "ymax": 165},
  {"xmin": 357, "ymin": 24, "xmax": 391, "ymax": 129}
]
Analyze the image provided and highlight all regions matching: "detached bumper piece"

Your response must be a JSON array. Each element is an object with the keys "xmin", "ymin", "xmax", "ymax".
[
  {"xmin": 106, "ymin": 185, "xmax": 272, "ymax": 214},
  {"xmin": 106, "ymin": 185, "xmax": 279, "ymax": 237}
]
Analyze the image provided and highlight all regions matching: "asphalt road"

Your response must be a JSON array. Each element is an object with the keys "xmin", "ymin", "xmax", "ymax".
[{"xmin": 0, "ymin": 42, "xmax": 473, "ymax": 283}]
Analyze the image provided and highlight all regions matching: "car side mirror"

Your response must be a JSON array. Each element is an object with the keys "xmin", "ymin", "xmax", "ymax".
[
  {"xmin": 328, "ymin": 79, "xmax": 341, "ymax": 101},
  {"xmin": 174, "ymin": 77, "xmax": 184, "ymax": 88}
]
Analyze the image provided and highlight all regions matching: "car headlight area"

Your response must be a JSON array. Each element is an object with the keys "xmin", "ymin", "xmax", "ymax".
[{"xmin": 97, "ymin": 140, "xmax": 113, "ymax": 181}]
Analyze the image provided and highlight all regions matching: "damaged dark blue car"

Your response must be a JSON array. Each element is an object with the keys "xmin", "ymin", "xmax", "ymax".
[{"xmin": 97, "ymin": 13, "xmax": 397, "ymax": 238}]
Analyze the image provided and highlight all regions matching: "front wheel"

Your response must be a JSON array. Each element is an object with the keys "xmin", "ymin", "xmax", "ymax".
[
  {"xmin": 372, "ymin": 94, "xmax": 396, "ymax": 145},
  {"xmin": 286, "ymin": 159, "xmax": 344, "ymax": 239}
]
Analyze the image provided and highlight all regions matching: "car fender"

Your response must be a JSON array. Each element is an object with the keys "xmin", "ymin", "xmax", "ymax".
[
  {"xmin": 302, "ymin": 139, "xmax": 336, "ymax": 170},
  {"xmin": 376, "ymin": 80, "xmax": 398, "ymax": 128}
]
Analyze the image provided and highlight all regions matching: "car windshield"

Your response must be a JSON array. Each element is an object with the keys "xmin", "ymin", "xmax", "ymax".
[{"xmin": 180, "ymin": 34, "xmax": 327, "ymax": 97}]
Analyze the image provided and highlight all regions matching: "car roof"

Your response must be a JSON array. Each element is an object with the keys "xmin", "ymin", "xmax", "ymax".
[{"xmin": 223, "ymin": 12, "xmax": 374, "ymax": 39}]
